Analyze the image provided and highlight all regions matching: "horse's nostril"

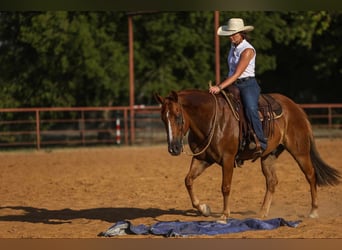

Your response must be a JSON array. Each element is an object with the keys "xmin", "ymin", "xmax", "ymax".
[{"xmin": 168, "ymin": 142, "xmax": 182, "ymax": 156}]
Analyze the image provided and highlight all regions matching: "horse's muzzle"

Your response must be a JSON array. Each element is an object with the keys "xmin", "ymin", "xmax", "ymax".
[{"xmin": 168, "ymin": 141, "xmax": 182, "ymax": 156}]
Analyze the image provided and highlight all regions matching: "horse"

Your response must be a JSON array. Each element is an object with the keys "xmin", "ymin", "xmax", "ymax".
[{"xmin": 155, "ymin": 89, "xmax": 340, "ymax": 220}]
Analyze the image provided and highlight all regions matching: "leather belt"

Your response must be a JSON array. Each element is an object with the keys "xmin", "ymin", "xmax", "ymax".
[{"xmin": 235, "ymin": 76, "xmax": 255, "ymax": 84}]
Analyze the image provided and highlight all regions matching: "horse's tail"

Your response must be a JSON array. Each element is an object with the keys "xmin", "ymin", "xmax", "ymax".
[{"xmin": 310, "ymin": 137, "xmax": 341, "ymax": 186}]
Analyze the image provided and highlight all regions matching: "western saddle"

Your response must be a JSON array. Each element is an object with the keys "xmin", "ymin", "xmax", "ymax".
[{"xmin": 221, "ymin": 85, "xmax": 283, "ymax": 165}]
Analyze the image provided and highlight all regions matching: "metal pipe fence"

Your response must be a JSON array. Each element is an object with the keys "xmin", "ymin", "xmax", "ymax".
[{"xmin": 0, "ymin": 104, "xmax": 341, "ymax": 150}]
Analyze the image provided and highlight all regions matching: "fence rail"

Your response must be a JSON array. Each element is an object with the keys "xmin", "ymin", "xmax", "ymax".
[{"xmin": 0, "ymin": 103, "xmax": 341, "ymax": 150}]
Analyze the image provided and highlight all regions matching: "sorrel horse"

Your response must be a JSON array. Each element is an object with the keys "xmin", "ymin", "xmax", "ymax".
[{"xmin": 155, "ymin": 89, "xmax": 340, "ymax": 220}]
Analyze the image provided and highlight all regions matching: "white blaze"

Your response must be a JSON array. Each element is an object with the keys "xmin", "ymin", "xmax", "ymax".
[{"xmin": 166, "ymin": 110, "xmax": 173, "ymax": 142}]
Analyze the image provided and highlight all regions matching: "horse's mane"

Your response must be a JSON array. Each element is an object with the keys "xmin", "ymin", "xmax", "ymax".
[
  {"xmin": 176, "ymin": 89, "xmax": 213, "ymax": 107},
  {"xmin": 177, "ymin": 89, "xmax": 208, "ymax": 96}
]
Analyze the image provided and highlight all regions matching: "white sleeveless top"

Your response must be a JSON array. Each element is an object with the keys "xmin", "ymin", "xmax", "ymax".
[{"xmin": 227, "ymin": 39, "xmax": 255, "ymax": 79}]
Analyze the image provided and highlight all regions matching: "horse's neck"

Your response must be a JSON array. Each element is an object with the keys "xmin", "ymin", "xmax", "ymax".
[{"xmin": 180, "ymin": 92, "xmax": 215, "ymax": 136}]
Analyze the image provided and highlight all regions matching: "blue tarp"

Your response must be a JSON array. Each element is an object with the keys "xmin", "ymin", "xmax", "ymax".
[{"xmin": 98, "ymin": 218, "xmax": 301, "ymax": 237}]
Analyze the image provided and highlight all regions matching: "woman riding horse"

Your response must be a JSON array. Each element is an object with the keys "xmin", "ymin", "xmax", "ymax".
[{"xmin": 209, "ymin": 18, "xmax": 267, "ymax": 156}]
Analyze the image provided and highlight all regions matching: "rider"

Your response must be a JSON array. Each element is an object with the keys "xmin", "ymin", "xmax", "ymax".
[{"xmin": 209, "ymin": 18, "xmax": 267, "ymax": 155}]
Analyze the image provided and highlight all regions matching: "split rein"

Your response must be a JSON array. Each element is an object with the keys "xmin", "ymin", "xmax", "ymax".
[{"xmin": 182, "ymin": 88, "xmax": 219, "ymax": 156}]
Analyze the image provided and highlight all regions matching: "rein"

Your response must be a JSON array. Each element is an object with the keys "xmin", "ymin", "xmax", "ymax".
[{"xmin": 182, "ymin": 92, "xmax": 218, "ymax": 156}]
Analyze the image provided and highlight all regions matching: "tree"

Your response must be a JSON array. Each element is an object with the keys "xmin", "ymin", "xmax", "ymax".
[
  {"xmin": 0, "ymin": 11, "xmax": 341, "ymax": 108},
  {"xmin": 131, "ymin": 12, "xmax": 216, "ymax": 104},
  {"xmin": 0, "ymin": 11, "xmax": 129, "ymax": 107},
  {"xmin": 310, "ymin": 11, "xmax": 342, "ymax": 102}
]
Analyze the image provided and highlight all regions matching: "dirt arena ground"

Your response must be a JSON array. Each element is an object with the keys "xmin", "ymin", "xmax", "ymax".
[{"xmin": 0, "ymin": 138, "xmax": 341, "ymax": 238}]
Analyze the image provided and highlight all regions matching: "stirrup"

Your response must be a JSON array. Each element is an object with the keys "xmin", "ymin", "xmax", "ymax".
[
  {"xmin": 235, "ymin": 159, "xmax": 244, "ymax": 168},
  {"xmin": 251, "ymin": 148, "xmax": 263, "ymax": 162}
]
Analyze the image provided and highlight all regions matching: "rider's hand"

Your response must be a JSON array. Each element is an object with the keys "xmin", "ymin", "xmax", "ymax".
[{"xmin": 209, "ymin": 85, "xmax": 221, "ymax": 94}]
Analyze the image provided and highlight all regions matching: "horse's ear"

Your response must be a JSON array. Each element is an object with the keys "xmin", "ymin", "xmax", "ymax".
[
  {"xmin": 170, "ymin": 91, "xmax": 178, "ymax": 102},
  {"xmin": 154, "ymin": 93, "xmax": 164, "ymax": 104}
]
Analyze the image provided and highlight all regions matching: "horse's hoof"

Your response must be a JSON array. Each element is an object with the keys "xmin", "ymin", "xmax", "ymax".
[
  {"xmin": 259, "ymin": 207, "xmax": 269, "ymax": 218},
  {"xmin": 259, "ymin": 212, "xmax": 268, "ymax": 219},
  {"xmin": 199, "ymin": 204, "xmax": 211, "ymax": 217},
  {"xmin": 216, "ymin": 219, "xmax": 227, "ymax": 224},
  {"xmin": 217, "ymin": 214, "xmax": 228, "ymax": 223},
  {"xmin": 309, "ymin": 210, "xmax": 319, "ymax": 218}
]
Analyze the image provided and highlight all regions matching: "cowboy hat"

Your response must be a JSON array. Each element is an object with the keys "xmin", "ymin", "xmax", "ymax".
[{"xmin": 217, "ymin": 18, "xmax": 254, "ymax": 36}]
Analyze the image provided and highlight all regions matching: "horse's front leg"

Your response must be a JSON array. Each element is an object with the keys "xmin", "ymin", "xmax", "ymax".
[
  {"xmin": 220, "ymin": 155, "xmax": 235, "ymax": 220},
  {"xmin": 184, "ymin": 157, "xmax": 211, "ymax": 216}
]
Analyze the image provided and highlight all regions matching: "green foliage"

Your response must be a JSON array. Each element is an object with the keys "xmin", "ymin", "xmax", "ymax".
[
  {"xmin": 133, "ymin": 12, "xmax": 215, "ymax": 104},
  {"xmin": 0, "ymin": 11, "xmax": 341, "ymax": 107},
  {"xmin": 0, "ymin": 11, "xmax": 128, "ymax": 107}
]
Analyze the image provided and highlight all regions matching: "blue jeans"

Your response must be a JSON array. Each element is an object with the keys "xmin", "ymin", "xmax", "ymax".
[{"xmin": 234, "ymin": 78, "xmax": 267, "ymax": 150}]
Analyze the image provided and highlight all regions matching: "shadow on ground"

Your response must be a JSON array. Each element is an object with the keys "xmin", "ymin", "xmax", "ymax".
[
  {"xmin": 0, "ymin": 206, "xmax": 258, "ymax": 225},
  {"xmin": 0, "ymin": 206, "xmax": 199, "ymax": 224}
]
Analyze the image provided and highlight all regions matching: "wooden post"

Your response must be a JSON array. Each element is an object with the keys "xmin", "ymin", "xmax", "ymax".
[
  {"xmin": 35, "ymin": 110, "xmax": 40, "ymax": 150},
  {"xmin": 215, "ymin": 11, "xmax": 220, "ymax": 84},
  {"xmin": 128, "ymin": 15, "xmax": 135, "ymax": 144}
]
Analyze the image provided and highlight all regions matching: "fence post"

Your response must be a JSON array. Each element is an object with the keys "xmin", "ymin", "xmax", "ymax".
[
  {"xmin": 328, "ymin": 106, "xmax": 332, "ymax": 129},
  {"xmin": 80, "ymin": 110, "xmax": 85, "ymax": 145},
  {"xmin": 116, "ymin": 118, "xmax": 121, "ymax": 144},
  {"xmin": 35, "ymin": 110, "xmax": 40, "ymax": 150},
  {"xmin": 124, "ymin": 109, "xmax": 128, "ymax": 145}
]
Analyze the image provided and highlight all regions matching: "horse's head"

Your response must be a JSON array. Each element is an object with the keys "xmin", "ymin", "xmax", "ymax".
[{"xmin": 155, "ymin": 91, "xmax": 188, "ymax": 156}]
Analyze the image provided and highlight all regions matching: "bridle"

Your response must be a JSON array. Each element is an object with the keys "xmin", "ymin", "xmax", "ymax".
[{"xmin": 180, "ymin": 92, "xmax": 218, "ymax": 156}]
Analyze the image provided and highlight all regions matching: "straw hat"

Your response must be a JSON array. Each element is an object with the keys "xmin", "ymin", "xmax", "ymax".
[{"xmin": 217, "ymin": 18, "xmax": 254, "ymax": 36}]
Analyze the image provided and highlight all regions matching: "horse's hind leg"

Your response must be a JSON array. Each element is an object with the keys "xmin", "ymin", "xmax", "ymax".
[
  {"xmin": 184, "ymin": 157, "xmax": 211, "ymax": 216},
  {"xmin": 288, "ymin": 150, "xmax": 318, "ymax": 218},
  {"xmin": 260, "ymin": 154, "xmax": 278, "ymax": 218}
]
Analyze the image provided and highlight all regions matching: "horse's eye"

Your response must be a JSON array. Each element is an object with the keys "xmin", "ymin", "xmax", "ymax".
[{"xmin": 176, "ymin": 114, "xmax": 183, "ymax": 125}]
